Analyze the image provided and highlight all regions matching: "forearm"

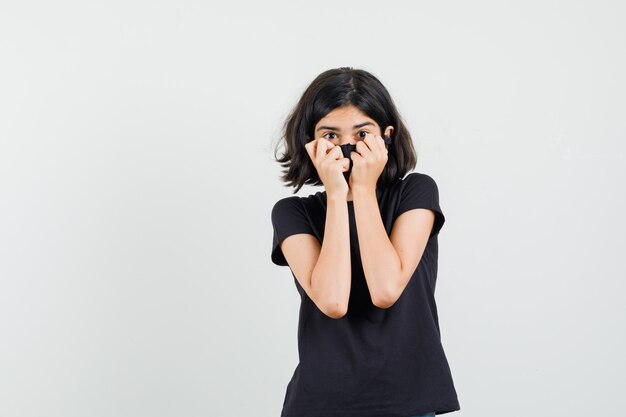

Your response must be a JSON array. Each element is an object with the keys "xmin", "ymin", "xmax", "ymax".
[
  {"xmin": 310, "ymin": 193, "xmax": 352, "ymax": 316},
  {"xmin": 352, "ymin": 185, "xmax": 402, "ymax": 307}
]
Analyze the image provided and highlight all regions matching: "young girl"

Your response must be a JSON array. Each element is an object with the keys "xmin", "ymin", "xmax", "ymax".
[{"xmin": 271, "ymin": 67, "xmax": 460, "ymax": 417}]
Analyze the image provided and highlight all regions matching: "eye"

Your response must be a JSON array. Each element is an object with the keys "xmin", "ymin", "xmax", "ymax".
[
  {"xmin": 322, "ymin": 132, "xmax": 337, "ymax": 140},
  {"xmin": 356, "ymin": 130, "xmax": 369, "ymax": 139}
]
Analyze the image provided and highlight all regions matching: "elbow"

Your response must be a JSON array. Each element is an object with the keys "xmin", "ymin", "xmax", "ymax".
[
  {"xmin": 320, "ymin": 300, "xmax": 348, "ymax": 319},
  {"xmin": 310, "ymin": 271, "xmax": 349, "ymax": 319},
  {"xmin": 371, "ymin": 288, "xmax": 400, "ymax": 310}
]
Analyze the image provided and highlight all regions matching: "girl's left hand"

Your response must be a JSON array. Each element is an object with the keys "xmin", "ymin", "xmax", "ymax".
[{"xmin": 348, "ymin": 133, "xmax": 388, "ymax": 191}]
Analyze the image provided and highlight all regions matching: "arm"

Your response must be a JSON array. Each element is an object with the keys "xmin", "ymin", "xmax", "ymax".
[
  {"xmin": 352, "ymin": 185, "xmax": 434, "ymax": 309},
  {"xmin": 350, "ymin": 134, "xmax": 435, "ymax": 308},
  {"xmin": 279, "ymin": 137, "xmax": 352, "ymax": 319},
  {"xmin": 280, "ymin": 193, "xmax": 351, "ymax": 319}
]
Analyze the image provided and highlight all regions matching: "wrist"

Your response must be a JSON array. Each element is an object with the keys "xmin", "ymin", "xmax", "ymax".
[
  {"xmin": 351, "ymin": 184, "xmax": 376, "ymax": 198},
  {"xmin": 326, "ymin": 191, "xmax": 348, "ymax": 203}
]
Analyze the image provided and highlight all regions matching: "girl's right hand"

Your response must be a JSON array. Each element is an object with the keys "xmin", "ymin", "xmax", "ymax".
[{"xmin": 305, "ymin": 138, "xmax": 350, "ymax": 198}]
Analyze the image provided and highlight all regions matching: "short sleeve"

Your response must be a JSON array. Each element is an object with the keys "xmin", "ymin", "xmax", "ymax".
[
  {"xmin": 396, "ymin": 173, "xmax": 446, "ymax": 238},
  {"xmin": 271, "ymin": 196, "xmax": 316, "ymax": 266}
]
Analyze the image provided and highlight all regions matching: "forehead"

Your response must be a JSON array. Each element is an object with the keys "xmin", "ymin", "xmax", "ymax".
[{"xmin": 316, "ymin": 105, "xmax": 373, "ymax": 125}]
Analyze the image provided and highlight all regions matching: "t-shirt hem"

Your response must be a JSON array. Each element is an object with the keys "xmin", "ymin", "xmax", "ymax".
[{"xmin": 280, "ymin": 398, "xmax": 460, "ymax": 417}]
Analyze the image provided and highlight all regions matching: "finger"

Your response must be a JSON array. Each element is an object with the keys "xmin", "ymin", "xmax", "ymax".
[
  {"xmin": 373, "ymin": 134, "xmax": 385, "ymax": 151},
  {"xmin": 363, "ymin": 133, "xmax": 382, "ymax": 154},
  {"xmin": 355, "ymin": 140, "xmax": 373, "ymax": 159},
  {"xmin": 316, "ymin": 138, "xmax": 333, "ymax": 161},
  {"xmin": 377, "ymin": 134, "xmax": 388, "ymax": 151},
  {"xmin": 305, "ymin": 139, "xmax": 316, "ymax": 161},
  {"xmin": 374, "ymin": 135, "xmax": 387, "ymax": 157},
  {"xmin": 330, "ymin": 145, "xmax": 344, "ymax": 160},
  {"xmin": 319, "ymin": 145, "xmax": 343, "ymax": 175},
  {"xmin": 350, "ymin": 150, "xmax": 363, "ymax": 162},
  {"xmin": 323, "ymin": 153, "xmax": 346, "ymax": 175},
  {"xmin": 366, "ymin": 134, "xmax": 386, "ymax": 158},
  {"xmin": 341, "ymin": 157, "xmax": 350, "ymax": 170},
  {"xmin": 375, "ymin": 134, "xmax": 389, "ymax": 156}
]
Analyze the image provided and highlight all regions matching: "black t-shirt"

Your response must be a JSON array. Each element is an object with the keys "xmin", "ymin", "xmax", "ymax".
[{"xmin": 270, "ymin": 172, "xmax": 460, "ymax": 417}]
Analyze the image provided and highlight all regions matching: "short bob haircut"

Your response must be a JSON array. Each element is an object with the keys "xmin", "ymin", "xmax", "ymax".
[{"xmin": 274, "ymin": 67, "xmax": 417, "ymax": 194}]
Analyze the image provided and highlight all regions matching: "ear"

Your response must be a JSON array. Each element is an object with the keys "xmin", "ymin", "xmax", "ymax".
[{"xmin": 384, "ymin": 126, "xmax": 394, "ymax": 139}]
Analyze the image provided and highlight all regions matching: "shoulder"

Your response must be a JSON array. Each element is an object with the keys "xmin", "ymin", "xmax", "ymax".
[
  {"xmin": 271, "ymin": 195, "xmax": 303, "ymax": 218},
  {"xmin": 395, "ymin": 172, "xmax": 443, "ymax": 212},
  {"xmin": 402, "ymin": 171, "xmax": 438, "ymax": 185},
  {"xmin": 272, "ymin": 195, "xmax": 301, "ymax": 208},
  {"xmin": 400, "ymin": 172, "xmax": 440, "ymax": 194},
  {"xmin": 395, "ymin": 172, "xmax": 446, "ymax": 237},
  {"xmin": 271, "ymin": 191, "xmax": 323, "ymax": 221}
]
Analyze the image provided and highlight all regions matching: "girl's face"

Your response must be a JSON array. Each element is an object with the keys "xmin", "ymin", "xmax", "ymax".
[{"xmin": 313, "ymin": 104, "xmax": 393, "ymax": 146}]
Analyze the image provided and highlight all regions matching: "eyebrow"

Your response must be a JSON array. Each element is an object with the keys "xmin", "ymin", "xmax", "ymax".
[{"xmin": 316, "ymin": 121, "xmax": 375, "ymax": 132}]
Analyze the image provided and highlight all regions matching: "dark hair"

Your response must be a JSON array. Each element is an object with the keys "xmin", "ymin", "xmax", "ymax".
[{"xmin": 273, "ymin": 67, "xmax": 417, "ymax": 194}]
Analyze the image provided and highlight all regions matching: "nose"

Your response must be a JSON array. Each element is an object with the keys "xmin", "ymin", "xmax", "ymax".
[
  {"xmin": 338, "ymin": 135, "xmax": 363, "ymax": 146},
  {"xmin": 338, "ymin": 142, "xmax": 357, "ymax": 159}
]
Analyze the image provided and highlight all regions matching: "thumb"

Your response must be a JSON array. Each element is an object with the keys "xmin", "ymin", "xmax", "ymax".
[{"xmin": 341, "ymin": 157, "xmax": 350, "ymax": 170}]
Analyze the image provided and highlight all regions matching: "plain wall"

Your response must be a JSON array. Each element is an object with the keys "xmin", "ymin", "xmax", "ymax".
[{"xmin": 1, "ymin": 1, "xmax": 625, "ymax": 416}]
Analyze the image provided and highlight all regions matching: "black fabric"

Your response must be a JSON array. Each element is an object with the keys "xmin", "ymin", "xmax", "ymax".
[
  {"xmin": 338, "ymin": 136, "xmax": 392, "ymax": 183},
  {"xmin": 339, "ymin": 142, "xmax": 356, "ymax": 183},
  {"xmin": 270, "ymin": 172, "xmax": 460, "ymax": 417}
]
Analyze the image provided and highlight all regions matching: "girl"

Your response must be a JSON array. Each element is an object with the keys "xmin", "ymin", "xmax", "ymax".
[{"xmin": 271, "ymin": 67, "xmax": 460, "ymax": 417}]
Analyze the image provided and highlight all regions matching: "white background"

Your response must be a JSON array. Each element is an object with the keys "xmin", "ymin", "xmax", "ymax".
[{"xmin": 1, "ymin": 1, "xmax": 625, "ymax": 416}]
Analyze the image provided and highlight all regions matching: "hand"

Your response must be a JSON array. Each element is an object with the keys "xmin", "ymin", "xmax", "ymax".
[
  {"xmin": 305, "ymin": 138, "xmax": 350, "ymax": 197},
  {"xmin": 348, "ymin": 134, "xmax": 388, "ymax": 191}
]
